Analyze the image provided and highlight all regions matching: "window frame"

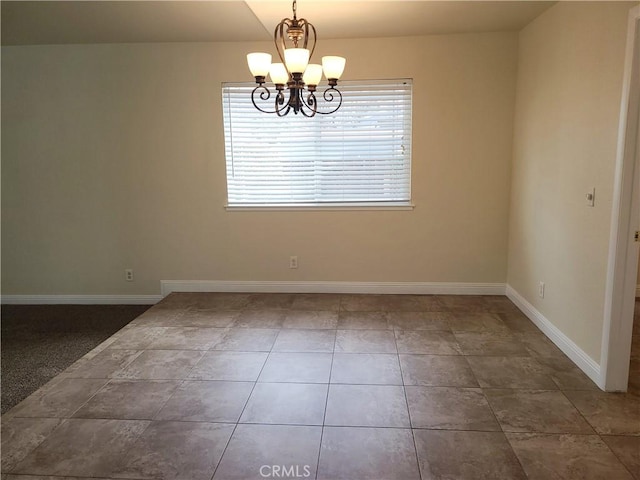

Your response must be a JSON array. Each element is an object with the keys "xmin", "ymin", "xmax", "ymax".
[{"xmin": 222, "ymin": 78, "xmax": 414, "ymax": 211}]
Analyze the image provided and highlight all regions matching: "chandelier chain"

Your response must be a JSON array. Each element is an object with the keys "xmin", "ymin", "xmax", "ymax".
[{"xmin": 292, "ymin": 0, "xmax": 297, "ymax": 19}]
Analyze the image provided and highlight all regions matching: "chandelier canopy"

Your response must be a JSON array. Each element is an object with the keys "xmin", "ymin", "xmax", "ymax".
[{"xmin": 246, "ymin": 0, "xmax": 346, "ymax": 117}]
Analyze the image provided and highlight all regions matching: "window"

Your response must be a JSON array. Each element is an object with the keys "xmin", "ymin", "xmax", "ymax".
[{"xmin": 222, "ymin": 79, "xmax": 412, "ymax": 208}]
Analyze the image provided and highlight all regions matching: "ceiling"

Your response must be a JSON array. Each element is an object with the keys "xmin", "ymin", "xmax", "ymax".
[{"xmin": 1, "ymin": 0, "xmax": 555, "ymax": 46}]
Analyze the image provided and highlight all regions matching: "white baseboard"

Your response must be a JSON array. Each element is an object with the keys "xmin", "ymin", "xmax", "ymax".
[
  {"xmin": 506, "ymin": 285, "xmax": 602, "ymax": 388},
  {"xmin": 0, "ymin": 295, "xmax": 162, "ymax": 305},
  {"xmin": 161, "ymin": 280, "xmax": 507, "ymax": 297}
]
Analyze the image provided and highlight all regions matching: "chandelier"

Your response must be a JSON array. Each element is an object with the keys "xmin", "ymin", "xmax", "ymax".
[{"xmin": 246, "ymin": 0, "xmax": 346, "ymax": 117}]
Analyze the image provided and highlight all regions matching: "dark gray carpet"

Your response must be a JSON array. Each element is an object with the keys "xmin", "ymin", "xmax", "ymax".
[{"xmin": 1, "ymin": 304, "xmax": 151, "ymax": 414}]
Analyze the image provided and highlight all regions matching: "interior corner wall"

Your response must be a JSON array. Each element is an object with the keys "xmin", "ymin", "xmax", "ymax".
[
  {"xmin": 507, "ymin": 1, "xmax": 634, "ymax": 363},
  {"xmin": 1, "ymin": 32, "xmax": 518, "ymax": 296}
]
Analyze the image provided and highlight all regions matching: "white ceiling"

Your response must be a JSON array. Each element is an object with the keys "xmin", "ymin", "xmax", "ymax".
[{"xmin": 1, "ymin": 0, "xmax": 555, "ymax": 46}]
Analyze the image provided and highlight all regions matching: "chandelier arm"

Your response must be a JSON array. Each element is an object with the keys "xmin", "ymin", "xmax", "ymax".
[
  {"xmin": 276, "ymin": 102, "xmax": 292, "ymax": 117},
  {"xmin": 299, "ymin": 90, "xmax": 317, "ymax": 117},
  {"xmin": 275, "ymin": 89, "xmax": 292, "ymax": 117},
  {"xmin": 250, "ymin": 85, "xmax": 284, "ymax": 115},
  {"xmin": 313, "ymin": 87, "xmax": 343, "ymax": 115}
]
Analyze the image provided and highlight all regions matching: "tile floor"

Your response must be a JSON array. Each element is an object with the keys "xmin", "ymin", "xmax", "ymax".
[{"xmin": 2, "ymin": 293, "xmax": 639, "ymax": 480}]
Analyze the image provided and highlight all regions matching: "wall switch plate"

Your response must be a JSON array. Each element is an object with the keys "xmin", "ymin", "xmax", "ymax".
[
  {"xmin": 586, "ymin": 188, "xmax": 595, "ymax": 207},
  {"xmin": 289, "ymin": 256, "xmax": 298, "ymax": 269},
  {"xmin": 538, "ymin": 281, "xmax": 545, "ymax": 298}
]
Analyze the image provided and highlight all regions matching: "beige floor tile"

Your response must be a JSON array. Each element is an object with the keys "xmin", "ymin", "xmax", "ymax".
[
  {"xmin": 72, "ymin": 380, "xmax": 179, "ymax": 420},
  {"xmin": 244, "ymin": 293, "xmax": 296, "ymax": 310},
  {"xmin": 395, "ymin": 330, "xmax": 462, "ymax": 355},
  {"xmin": 10, "ymin": 293, "xmax": 635, "ymax": 480},
  {"xmin": 337, "ymin": 311, "xmax": 390, "ymax": 330},
  {"xmin": 563, "ymin": 390, "xmax": 640, "ymax": 435},
  {"xmin": 188, "ymin": 351, "xmax": 267, "ymax": 382},
  {"xmin": 447, "ymin": 313, "xmax": 510, "ymax": 333},
  {"xmin": 317, "ymin": 426, "xmax": 420, "ymax": 480},
  {"xmin": 128, "ymin": 307, "xmax": 186, "ymax": 327},
  {"xmin": 601, "ymin": 435, "xmax": 640, "ymax": 479},
  {"xmin": 191, "ymin": 293, "xmax": 250, "ymax": 311},
  {"xmin": 160, "ymin": 292, "xmax": 205, "ymax": 308},
  {"xmin": 232, "ymin": 310, "xmax": 286, "ymax": 329},
  {"xmin": 331, "ymin": 353, "xmax": 402, "ymax": 385},
  {"xmin": 11, "ymin": 419, "xmax": 149, "ymax": 477},
  {"xmin": 399, "ymin": 354, "xmax": 478, "ymax": 387},
  {"xmin": 114, "ymin": 421, "xmax": 234, "ymax": 480},
  {"xmin": 213, "ymin": 424, "xmax": 322, "ymax": 480},
  {"xmin": 155, "ymin": 381, "xmax": 253, "ymax": 422},
  {"xmin": 387, "ymin": 312, "xmax": 452, "ymax": 331},
  {"xmin": 325, "ymin": 384, "xmax": 410, "ymax": 427},
  {"xmin": 466, "ymin": 356, "xmax": 557, "ymax": 389},
  {"xmin": 485, "ymin": 389, "xmax": 595, "ymax": 434},
  {"xmin": 8, "ymin": 378, "xmax": 108, "ymax": 418},
  {"xmin": 483, "ymin": 296, "xmax": 521, "ymax": 313},
  {"xmin": 454, "ymin": 332, "xmax": 529, "ymax": 356},
  {"xmin": 414, "ymin": 429, "xmax": 526, "ymax": 480},
  {"xmin": 107, "ymin": 326, "xmax": 168, "ymax": 350},
  {"xmin": 535, "ymin": 355, "xmax": 599, "ymax": 390},
  {"xmin": 290, "ymin": 294, "xmax": 342, "ymax": 311},
  {"xmin": 146, "ymin": 327, "xmax": 228, "ymax": 350},
  {"xmin": 515, "ymin": 332, "xmax": 566, "ymax": 358},
  {"xmin": 1, "ymin": 417, "xmax": 63, "ymax": 472},
  {"xmin": 211, "ymin": 328, "xmax": 279, "ymax": 351},
  {"xmin": 63, "ymin": 349, "xmax": 141, "ymax": 379},
  {"xmin": 405, "ymin": 386, "xmax": 499, "ymax": 431},
  {"xmin": 4, "ymin": 475, "xmax": 107, "ymax": 480},
  {"xmin": 335, "ymin": 330, "xmax": 397, "ymax": 353},
  {"xmin": 282, "ymin": 310, "xmax": 338, "ymax": 329},
  {"xmin": 258, "ymin": 352, "xmax": 332, "ymax": 383},
  {"xmin": 239, "ymin": 383, "xmax": 327, "ymax": 425},
  {"xmin": 380, "ymin": 295, "xmax": 446, "ymax": 312},
  {"xmin": 272, "ymin": 329, "xmax": 335, "ymax": 353},
  {"xmin": 173, "ymin": 309, "xmax": 240, "ymax": 328},
  {"xmin": 438, "ymin": 296, "xmax": 489, "ymax": 313},
  {"xmin": 113, "ymin": 350, "xmax": 205, "ymax": 380},
  {"xmin": 339, "ymin": 294, "xmax": 395, "ymax": 312},
  {"xmin": 498, "ymin": 311, "xmax": 540, "ymax": 333},
  {"xmin": 507, "ymin": 433, "xmax": 634, "ymax": 480}
]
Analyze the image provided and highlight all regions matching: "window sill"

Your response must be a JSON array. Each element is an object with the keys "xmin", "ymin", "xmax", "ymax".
[{"xmin": 224, "ymin": 202, "xmax": 415, "ymax": 212}]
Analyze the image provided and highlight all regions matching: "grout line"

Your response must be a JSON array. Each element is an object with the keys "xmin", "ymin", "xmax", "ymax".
[
  {"xmin": 314, "ymin": 323, "xmax": 338, "ymax": 479},
  {"xmin": 392, "ymin": 325, "xmax": 423, "ymax": 480}
]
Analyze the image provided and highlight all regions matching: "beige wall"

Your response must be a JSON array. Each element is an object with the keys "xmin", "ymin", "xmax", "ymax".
[
  {"xmin": 507, "ymin": 2, "xmax": 632, "ymax": 362},
  {"xmin": 1, "ymin": 33, "xmax": 518, "ymax": 295}
]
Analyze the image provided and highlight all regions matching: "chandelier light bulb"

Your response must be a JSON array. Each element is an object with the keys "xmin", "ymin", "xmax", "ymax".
[
  {"xmin": 302, "ymin": 64, "xmax": 323, "ymax": 86},
  {"xmin": 247, "ymin": 52, "xmax": 272, "ymax": 78},
  {"xmin": 284, "ymin": 48, "xmax": 310, "ymax": 74},
  {"xmin": 321, "ymin": 56, "xmax": 346, "ymax": 80},
  {"xmin": 269, "ymin": 63, "xmax": 290, "ymax": 85}
]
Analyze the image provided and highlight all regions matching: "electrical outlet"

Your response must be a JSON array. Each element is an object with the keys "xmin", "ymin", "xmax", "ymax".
[
  {"xmin": 125, "ymin": 269, "xmax": 134, "ymax": 282},
  {"xmin": 289, "ymin": 256, "xmax": 298, "ymax": 269},
  {"xmin": 538, "ymin": 281, "xmax": 545, "ymax": 298}
]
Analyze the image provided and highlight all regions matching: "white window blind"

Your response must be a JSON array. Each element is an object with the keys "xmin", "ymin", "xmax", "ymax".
[{"xmin": 222, "ymin": 79, "xmax": 412, "ymax": 207}]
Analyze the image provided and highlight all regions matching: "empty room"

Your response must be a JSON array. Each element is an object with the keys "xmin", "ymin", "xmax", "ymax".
[{"xmin": 1, "ymin": 1, "xmax": 639, "ymax": 479}]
